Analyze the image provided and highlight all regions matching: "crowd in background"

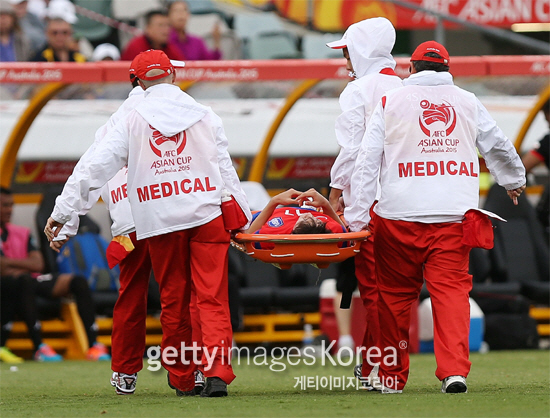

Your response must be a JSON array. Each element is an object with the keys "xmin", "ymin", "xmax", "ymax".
[{"xmin": 0, "ymin": 0, "xmax": 222, "ymax": 63}]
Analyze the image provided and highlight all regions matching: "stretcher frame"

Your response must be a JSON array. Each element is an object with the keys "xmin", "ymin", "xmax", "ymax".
[{"xmin": 231, "ymin": 230, "xmax": 371, "ymax": 269}]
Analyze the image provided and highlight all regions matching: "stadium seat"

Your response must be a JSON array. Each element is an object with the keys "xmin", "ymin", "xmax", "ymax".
[
  {"xmin": 233, "ymin": 12, "xmax": 285, "ymax": 41},
  {"xmin": 186, "ymin": 13, "xmax": 241, "ymax": 60},
  {"xmin": 233, "ymin": 13, "xmax": 291, "ymax": 59},
  {"xmin": 248, "ymin": 32, "xmax": 302, "ymax": 60},
  {"xmin": 302, "ymin": 33, "xmax": 344, "ymax": 59},
  {"xmin": 73, "ymin": 0, "xmax": 113, "ymax": 43},
  {"xmin": 186, "ymin": 0, "xmax": 220, "ymax": 15},
  {"xmin": 483, "ymin": 184, "xmax": 549, "ymax": 305}
]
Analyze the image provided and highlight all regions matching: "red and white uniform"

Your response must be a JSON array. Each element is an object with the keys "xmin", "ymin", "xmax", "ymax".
[
  {"xmin": 346, "ymin": 70, "xmax": 525, "ymax": 390},
  {"xmin": 53, "ymin": 87, "xmax": 152, "ymax": 374},
  {"xmin": 52, "ymin": 83, "xmax": 251, "ymax": 390},
  {"xmin": 329, "ymin": 17, "xmax": 402, "ymax": 378}
]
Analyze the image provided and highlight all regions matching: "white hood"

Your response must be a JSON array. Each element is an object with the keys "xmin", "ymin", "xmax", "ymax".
[
  {"xmin": 135, "ymin": 83, "xmax": 208, "ymax": 137},
  {"xmin": 346, "ymin": 17, "xmax": 396, "ymax": 78}
]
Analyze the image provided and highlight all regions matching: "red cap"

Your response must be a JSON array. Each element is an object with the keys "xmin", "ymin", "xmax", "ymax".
[
  {"xmin": 411, "ymin": 41, "xmax": 450, "ymax": 65},
  {"xmin": 128, "ymin": 49, "xmax": 186, "ymax": 81}
]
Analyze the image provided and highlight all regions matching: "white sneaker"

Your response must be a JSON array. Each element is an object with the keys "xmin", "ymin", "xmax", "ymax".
[
  {"xmin": 441, "ymin": 375, "xmax": 467, "ymax": 393},
  {"xmin": 354, "ymin": 364, "xmax": 383, "ymax": 391},
  {"xmin": 111, "ymin": 372, "xmax": 138, "ymax": 395},
  {"xmin": 380, "ymin": 386, "xmax": 403, "ymax": 394}
]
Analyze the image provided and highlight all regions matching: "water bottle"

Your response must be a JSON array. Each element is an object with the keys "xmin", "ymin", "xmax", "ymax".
[
  {"xmin": 301, "ymin": 324, "xmax": 314, "ymax": 356},
  {"xmin": 221, "ymin": 189, "xmax": 245, "ymax": 231}
]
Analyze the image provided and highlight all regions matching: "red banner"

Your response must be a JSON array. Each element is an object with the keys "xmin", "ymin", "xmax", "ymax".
[
  {"xmin": 0, "ymin": 57, "xmax": 547, "ymax": 84},
  {"xmin": 15, "ymin": 161, "xmax": 76, "ymax": 184},
  {"xmin": 396, "ymin": 0, "xmax": 550, "ymax": 29},
  {"xmin": 274, "ymin": 0, "xmax": 550, "ymax": 31}
]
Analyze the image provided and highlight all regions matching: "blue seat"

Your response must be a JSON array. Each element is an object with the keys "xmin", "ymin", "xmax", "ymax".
[{"xmin": 73, "ymin": 0, "xmax": 113, "ymax": 43}]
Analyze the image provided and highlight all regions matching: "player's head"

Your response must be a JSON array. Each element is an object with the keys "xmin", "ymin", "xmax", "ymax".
[
  {"xmin": 0, "ymin": 187, "xmax": 14, "ymax": 226},
  {"xmin": 410, "ymin": 41, "xmax": 450, "ymax": 74},
  {"xmin": 129, "ymin": 49, "xmax": 185, "ymax": 88},
  {"xmin": 291, "ymin": 212, "xmax": 329, "ymax": 235}
]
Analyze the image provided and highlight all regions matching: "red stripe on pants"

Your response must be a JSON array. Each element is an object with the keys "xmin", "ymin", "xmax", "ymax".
[
  {"xmin": 375, "ymin": 217, "xmax": 472, "ymax": 390},
  {"xmin": 111, "ymin": 232, "xmax": 151, "ymax": 374},
  {"xmin": 147, "ymin": 216, "xmax": 234, "ymax": 391},
  {"xmin": 354, "ymin": 208, "xmax": 380, "ymax": 377}
]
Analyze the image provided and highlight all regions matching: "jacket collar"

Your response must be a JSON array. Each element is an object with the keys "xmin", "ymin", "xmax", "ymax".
[{"xmin": 403, "ymin": 71, "xmax": 454, "ymax": 86}]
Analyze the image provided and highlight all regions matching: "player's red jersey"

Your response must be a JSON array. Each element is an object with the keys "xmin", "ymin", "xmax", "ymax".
[{"xmin": 254, "ymin": 207, "xmax": 346, "ymax": 249}]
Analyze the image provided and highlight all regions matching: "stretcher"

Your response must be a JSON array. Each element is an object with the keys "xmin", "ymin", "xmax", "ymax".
[{"xmin": 231, "ymin": 230, "xmax": 371, "ymax": 269}]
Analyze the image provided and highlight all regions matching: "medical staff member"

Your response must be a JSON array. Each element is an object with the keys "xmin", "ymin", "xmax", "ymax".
[
  {"xmin": 346, "ymin": 41, "xmax": 525, "ymax": 394},
  {"xmin": 326, "ymin": 17, "xmax": 402, "ymax": 386},
  {"xmin": 51, "ymin": 70, "xmax": 206, "ymax": 395},
  {"xmin": 45, "ymin": 49, "xmax": 251, "ymax": 398}
]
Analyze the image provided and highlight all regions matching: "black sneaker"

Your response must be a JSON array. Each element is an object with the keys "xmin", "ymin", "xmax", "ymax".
[
  {"xmin": 200, "ymin": 377, "xmax": 228, "ymax": 397},
  {"xmin": 167, "ymin": 372, "xmax": 195, "ymax": 396},
  {"xmin": 194, "ymin": 370, "xmax": 205, "ymax": 396}
]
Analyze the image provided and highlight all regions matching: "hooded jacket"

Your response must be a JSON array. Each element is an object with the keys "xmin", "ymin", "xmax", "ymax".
[
  {"xmin": 52, "ymin": 83, "xmax": 251, "ymax": 240},
  {"xmin": 53, "ymin": 86, "xmax": 145, "ymax": 240},
  {"xmin": 345, "ymin": 71, "xmax": 526, "ymax": 231},
  {"xmin": 330, "ymin": 17, "xmax": 402, "ymax": 205}
]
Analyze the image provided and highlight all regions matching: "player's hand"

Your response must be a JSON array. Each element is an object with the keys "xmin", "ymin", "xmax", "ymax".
[
  {"xmin": 44, "ymin": 217, "xmax": 64, "ymax": 242},
  {"xmin": 50, "ymin": 238, "xmax": 68, "ymax": 253},
  {"xmin": 272, "ymin": 188, "xmax": 302, "ymax": 206},
  {"xmin": 296, "ymin": 188, "xmax": 329, "ymax": 208},
  {"xmin": 507, "ymin": 185, "xmax": 526, "ymax": 205}
]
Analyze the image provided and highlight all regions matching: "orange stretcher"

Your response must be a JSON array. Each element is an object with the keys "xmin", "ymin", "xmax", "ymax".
[{"xmin": 231, "ymin": 230, "xmax": 371, "ymax": 270}]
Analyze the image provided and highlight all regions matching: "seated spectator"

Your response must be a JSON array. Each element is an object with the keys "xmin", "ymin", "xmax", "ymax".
[
  {"xmin": 168, "ymin": 0, "xmax": 221, "ymax": 61},
  {"xmin": 247, "ymin": 188, "xmax": 346, "ymax": 235},
  {"xmin": 0, "ymin": 187, "xmax": 109, "ymax": 361},
  {"xmin": 92, "ymin": 43, "xmax": 120, "ymax": 61},
  {"xmin": 121, "ymin": 10, "xmax": 185, "ymax": 61},
  {"xmin": 31, "ymin": 16, "xmax": 86, "ymax": 61},
  {"xmin": 0, "ymin": 1, "xmax": 33, "ymax": 61},
  {"xmin": 10, "ymin": 0, "xmax": 46, "ymax": 56}
]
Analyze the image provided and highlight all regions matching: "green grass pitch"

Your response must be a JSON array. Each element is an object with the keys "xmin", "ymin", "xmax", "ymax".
[{"xmin": 1, "ymin": 350, "xmax": 549, "ymax": 418}]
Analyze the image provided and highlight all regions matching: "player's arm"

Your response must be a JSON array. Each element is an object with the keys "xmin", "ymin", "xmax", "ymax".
[
  {"xmin": 245, "ymin": 189, "xmax": 302, "ymax": 233},
  {"xmin": 297, "ymin": 189, "xmax": 345, "ymax": 227}
]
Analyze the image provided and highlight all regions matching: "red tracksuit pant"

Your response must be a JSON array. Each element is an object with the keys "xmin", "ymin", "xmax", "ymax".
[
  {"xmin": 375, "ymin": 217, "xmax": 472, "ymax": 391},
  {"xmin": 147, "ymin": 215, "xmax": 234, "ymax": 392},
  {"xmin": 354, "ymin": 209, "xmax": 379, "ymax": 378},
  {"xmin": 111, "ymin": 232, "xmax": 152, "ymax": 374}
]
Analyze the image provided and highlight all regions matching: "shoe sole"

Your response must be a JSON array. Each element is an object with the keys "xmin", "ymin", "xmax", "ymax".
[
  {"xmin": 201, "ymin": 383, "xmax": 228, "ymax": 397},
  {"xmin": 201, "ymin": 389, "xmax": 227, "ymax": 397},
  {"xmin": 445, "ymin": 382, "xmax": 468, "ymax": 393}
]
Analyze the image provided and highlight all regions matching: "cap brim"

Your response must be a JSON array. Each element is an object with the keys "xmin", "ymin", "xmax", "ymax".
[
  {"xmin": 170, "ymin": 60, "xmax": 186, "ymax": 68},
  {"xmin": 326, "ymin": 39, "xmax": 347, "ymax": 49}
]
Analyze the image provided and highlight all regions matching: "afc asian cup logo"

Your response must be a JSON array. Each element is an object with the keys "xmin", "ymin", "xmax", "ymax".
[
  {"xmin": 148, "ymin": 125, "xmax": 186, "ymax": 157},
  {"xmin": 418, "ymin": 100, "xmax": 457, "ymax": 137}
]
